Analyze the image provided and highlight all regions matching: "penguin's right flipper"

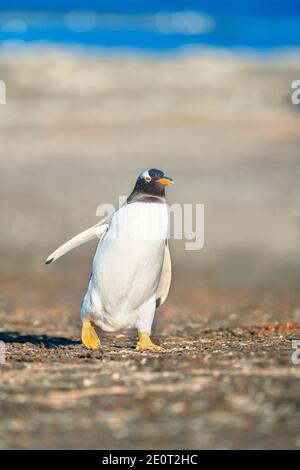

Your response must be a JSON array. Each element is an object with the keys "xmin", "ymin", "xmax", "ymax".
[{"xmin": 45, "ymin": 221, "xmax": 109, "ymax": 264}]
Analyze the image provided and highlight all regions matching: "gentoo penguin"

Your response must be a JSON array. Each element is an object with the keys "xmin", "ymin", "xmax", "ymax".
[{"xmin": 46, "ymin": 169, "xmax": 174, "ymax": 351}]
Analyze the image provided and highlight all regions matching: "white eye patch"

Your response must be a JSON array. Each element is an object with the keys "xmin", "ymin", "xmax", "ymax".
[{"xmin": 141, "ymin": 169, "xmax": 152, "ymax": 182}]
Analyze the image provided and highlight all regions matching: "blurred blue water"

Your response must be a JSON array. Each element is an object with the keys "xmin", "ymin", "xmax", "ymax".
[{"xmin": 0, "ymin": 0, "xmax": 300, "ymax": 51}]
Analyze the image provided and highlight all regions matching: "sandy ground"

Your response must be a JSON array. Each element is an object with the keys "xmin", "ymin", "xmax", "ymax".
[
  {"xmin": 0, "ymin": 47, "xmax": 300, "ymax": 449},
  {"xmin": 1, "ymin": 272, "xmax": 300, "ymax": 449}
]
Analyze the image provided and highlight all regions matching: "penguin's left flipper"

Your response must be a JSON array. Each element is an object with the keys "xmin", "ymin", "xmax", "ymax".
[
  {"xmin": 81, "ymin": 319, "xmax": 101, "ymax": 350},
  {"xmin": 136, "ymin": 332, "xmax": 162, "ymax": 352},
  {"xmin": 155, "ymin": 241, "xmax": 171, "ymax": 308}
]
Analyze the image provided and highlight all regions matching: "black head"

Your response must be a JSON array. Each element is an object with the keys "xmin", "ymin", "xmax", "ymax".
[
  {"xmin": 127, "ymin": 168, "xmax": 174, "ymax": 204},
  {"xmin": 134, "ymin": 168, "xmax": 174, "ymax": 196}
]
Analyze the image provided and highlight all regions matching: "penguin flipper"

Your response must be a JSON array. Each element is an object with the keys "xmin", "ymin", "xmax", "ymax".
[
  {"xmin": 45, "ymin": 221, "xmax": 109, "ymax": 264},
  {"xmin": 155, "ymin": 241, "xmax": 172, "ymax": 308}
]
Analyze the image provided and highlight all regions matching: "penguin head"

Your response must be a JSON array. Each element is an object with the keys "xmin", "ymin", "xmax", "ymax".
[{"xmin": 134, "ymin": 168, "xmax": 174, "ymax": 197}]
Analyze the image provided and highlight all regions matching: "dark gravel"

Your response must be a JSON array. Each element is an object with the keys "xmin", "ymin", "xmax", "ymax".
[{"xmin": 1, "ymin": 275, "xmax": 300, "ymax": 449}]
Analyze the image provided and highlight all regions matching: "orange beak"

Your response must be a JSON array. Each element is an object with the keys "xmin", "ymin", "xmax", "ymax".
[{"xmin": 156, "ymin": 177, "xmax": 174, "ymax": 186}]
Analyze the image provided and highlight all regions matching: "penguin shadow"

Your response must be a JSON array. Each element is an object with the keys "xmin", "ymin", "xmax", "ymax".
[{"xmin": 0, "ymin": 331, "xmax": 80, "ymax": 349}]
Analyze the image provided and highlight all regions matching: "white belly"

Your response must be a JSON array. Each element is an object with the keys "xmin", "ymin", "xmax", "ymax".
[{"xmin": 81, "ymin": 203, "xmax": 168, "ymax": 331}]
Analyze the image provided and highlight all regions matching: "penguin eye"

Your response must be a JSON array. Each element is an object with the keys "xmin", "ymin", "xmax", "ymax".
[{"xmin": 145, "ymin": 176, "xmax": 152, "ymax": 183}]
